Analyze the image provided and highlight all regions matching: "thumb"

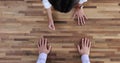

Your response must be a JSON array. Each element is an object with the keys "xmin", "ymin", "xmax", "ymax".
[
  {"xmin": 84, "ymin": 15, "xmax": 88, "ymax": 20},
  {"xmin": 72, "ymin": 13, "xmax": 76, "ymax": 19},
  {"xmin": 52, "ymin": 25, "xmax": 55, "ymax": 30},
  {"xmin": 48, "ymin": 45, "xmax": 52, "ymax": 51},
  {"xmin": 48, "ymin": 25, "xmax": 53, "ymax": 30},
  {"xmin": 77, "ymin": 45, "xmax": 81, "ymax": 52}
]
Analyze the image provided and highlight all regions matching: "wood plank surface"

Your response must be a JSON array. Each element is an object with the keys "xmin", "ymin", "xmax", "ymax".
[{"xmin": 0, "ymin": 0, "xmax": 120, "ymax": 63}]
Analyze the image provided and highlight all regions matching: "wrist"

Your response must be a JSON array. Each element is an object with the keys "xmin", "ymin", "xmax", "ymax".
[
  {"xmin": 79, "ymin": 52, "xmax": 89, "ymax": 56},
  {"xmin": 48, "ymin": 20, "xmax": 54, "ymax": 24},
  {"xmin": 81, "ymin": 52, "xmax": 89, "ymax": 55},
  {"xmin": 39, "ymin": 51, "xmax": 49, "ymax": 54},
  {"xmin": 39, "ymin": 52, "xmax": 48, "ymax": 55},
  {"xmin": 82, "ymin": 54, "xmax": 89, "ymax": 56},
  {"xmin": 75, "ymin": 3, "xmax": 83, "ymax": 9}
]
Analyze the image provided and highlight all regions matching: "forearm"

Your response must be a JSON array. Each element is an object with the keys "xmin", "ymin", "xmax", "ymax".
[
  {"xmin": 41, "ymin": 0, "xmax": 53, "ymax": 22},
  {"xmin": 75, "ymin": 0, "xmax": 87, "ymax": 9},
  {"xmin": 46, "ymin": 8, "xmax": 54, "ymax": 23},
  {"xmin": 36, "ymin": 53, "xmax": 47, "ymax": 63},
  {"xmin": 74, "ymin": 3, "xmax": 84, "ymax": 10},
  {"xmin": 81, "ymin": 54, "xmax": 90, "ymax": 63},
  {"xmin": 79, "ymin": 0, "xmax": 88, "ymax": 4}
]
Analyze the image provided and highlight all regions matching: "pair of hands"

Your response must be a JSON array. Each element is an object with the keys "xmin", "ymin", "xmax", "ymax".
[
  {"xmin": 37, "ymin": 37, "xmax": 91, "ymax": 55},
  {"xmin": 48, "ymin": 7, "xmax": 87, "ymax": 30}
]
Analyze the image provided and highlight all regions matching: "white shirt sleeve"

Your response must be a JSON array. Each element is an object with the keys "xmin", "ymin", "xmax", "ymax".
[
  {"xmin": 79, "ymin": 0, "xmax": 88, "ymax": 4},
  {"xmin": 81, "ymin": 54, "xmax": 90, "ymax": 63},
  {"xmin": 42, "ymin": 0, "xmax": 87, "ymax": 9},
  {"xmin": 36, "ymin": 53, "xmax": 48, "ymax": 63},
  {"xmin": 42, "ymin": 0, "xmax": 52, "ymax": 9}
]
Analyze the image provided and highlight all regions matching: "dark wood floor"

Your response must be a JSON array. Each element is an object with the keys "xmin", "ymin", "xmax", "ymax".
[{"xmin": 0, "ymin": 0, "xmax": 120, "ymax": 63}]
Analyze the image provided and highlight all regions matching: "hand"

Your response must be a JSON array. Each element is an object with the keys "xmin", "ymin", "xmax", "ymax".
[
  {"xmin": 77, "ymin": 38, "xmax": 91, "ymax": 55},
  {"xmin": 37, "ymin": 37, "xmax": 52, "ymax": 54},
  {"xmin": 73, "ymin": 7, "xmax": 87, "ymax": 25},
  {"xmin": 48, "ymin": 21, "xmax": 55, "ymax": 30}
]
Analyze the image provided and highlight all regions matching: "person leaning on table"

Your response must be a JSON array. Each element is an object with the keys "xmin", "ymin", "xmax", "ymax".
[
  {"xmin": 41, "ymin": 0, "xmax": 88, "ymax": 30},
  {"xmin": 36, "ymin": 37, "xmax": 91, "ymax": 63}
]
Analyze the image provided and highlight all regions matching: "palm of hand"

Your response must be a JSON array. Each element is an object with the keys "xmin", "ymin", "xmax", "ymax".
[
  {"xmin": 38, "ymin": 38, "xmax": 51, "ymax": 54},
  {"xmin": 38, "ymin": 46, "xmax": 50, "ymax": 54},
  {"xmin": 79, "ymin": 47, "xmax": 90, "ymax": 55},
  {"xmin": 77, "ymin": 38, "xmax": 91, "ymax": 55}
]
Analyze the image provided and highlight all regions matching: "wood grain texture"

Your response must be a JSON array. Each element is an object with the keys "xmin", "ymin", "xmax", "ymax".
[{"xmin": 0, "ymin": 0, "xmax": 120, "ymax": 63}]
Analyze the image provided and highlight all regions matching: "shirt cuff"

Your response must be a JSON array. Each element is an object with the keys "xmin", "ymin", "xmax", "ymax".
[
  {"xmin": 79, "ymin": 0, "xmax": 87, "ymax": 4},
  {"xmin": 38, "ymin": 53, "xmax": 48, "ymax": 61},
  {"xmin": 42, "ymin": 0, "xmax": 52, "ymax": 9},
  {"xmin": 81, "ymin": 54, "xmax": 90, "ymax": 63}
]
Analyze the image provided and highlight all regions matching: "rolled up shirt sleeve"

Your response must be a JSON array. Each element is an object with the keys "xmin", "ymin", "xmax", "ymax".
[
  {"xmin": 42, "ymin": 0, "xmax": 52, "ymax": 9},
  {"xmin": 81, "ymin": 54, "xmax": 90, "ymax": 63},
  {"xmin": 79, "ymin": 0, "xmax": 88, "ymax": 4},
  {"xmin": 36, "ymin": 53, "xmax": 48, "ymax": 63}
]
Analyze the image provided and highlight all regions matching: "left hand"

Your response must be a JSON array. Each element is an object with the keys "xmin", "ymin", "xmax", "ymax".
[{"xmin": 73, "ymin": 7, "xmax": 87, "ymax": 25}]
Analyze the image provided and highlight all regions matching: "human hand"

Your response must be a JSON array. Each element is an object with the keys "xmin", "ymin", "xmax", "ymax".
[
  {"xmin": 37, "ymin": 37, "xmax": 52, "ymax": 54},
  {"xmin": 46, "ymin": 8, "xmax": 55, "ymax": 30},
  {"xmin": 73, "ymin": 7, "xmax": 87, "ymax": 25},
  {"xmin": 77, "ymin": 38, "xmax": 91, "ymax": 55},
  {"xmin": 48, "ymin": 20, "xmax": 55, "ymax": 30}
]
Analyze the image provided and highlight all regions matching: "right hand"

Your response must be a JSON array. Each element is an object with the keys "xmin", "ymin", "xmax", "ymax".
[
  {"xmin": 48, "ymin": 20, "xmax": 55, "ymax": 30},
  {"xmin": 37, "ymin": 37, "xmax": 52, "ymax": 54},
  {"xmin": 73, "ymin": 7, "xmax": 87, "ymax": 25},
  {"xmin": 77, "ymin": 38, "xmax": 91, "ymax": 55}
]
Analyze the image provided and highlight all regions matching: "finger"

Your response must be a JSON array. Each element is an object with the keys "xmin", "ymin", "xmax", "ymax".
[
  {"xmin": 45, "ymin": 38, "xmax": 47, "ymax": 47},
  {"xmin": 84, "ymin": 15, "xmax": 88, "ymax": 20},
  {"xmin": 52, "ymin": 25, "xmax": 55, "ymax": 30},
  {"xmin": 89, "ymin": 40, "xmax": 91, "ymax": 49},
  {"xmin": 82, "ymin": 38, "xmax": 84, "ymax": 47},
  {"xmin": 85, "ymin": 38, "xmax": 88, "ymax": 47},
  {"xmin": 72, "ymin": 10, "xmax": 76, "ymax": 19},
  {"xmin": 49, "ymin": 26, "xmax": 52, "ymax": 30},
  {"xmin": 84, "ymin": 38, "xmax": 87, "ymax": 46},
  {"xmin": 37, "ymin": 40, "xmax": 40, "ymax": 48},
  {"xmin": 77, "ymin": 16, "xmax": 80, "ymax": 25},
  {"xmin": 79, "ymin": 40, "xmax": 82, "ymax": 49},
  {"xmin": 82, "ymin": 17, "xmax": 85, "ymax": 25},
  {"xmin": 86, "ymin": 38, "xmax": 90, "ymax": 47},
  {"xmin": 48, "ymin": 45, "xmax": 52, "ymax": 51},
  {"xmin": 80, "ymin": 17, "xmax": 83, "ymax": 25},
  {"xmin": 41, "ymin": 37, "xmax": 44, "ymax": 46},
  {"xmin": 49, "ymin": 25, "xmax": 53, "ymax": 30},
  {"xmin": 72, "ymin": 13, "xmax": 76, "ymax": 19},
  {"xmin": 77, "ymin": 45, "xmax": 81, "ymax": 52},
  {"xmin": 39, "ymin": 38, "xmax": 42, "ymax": 46}
]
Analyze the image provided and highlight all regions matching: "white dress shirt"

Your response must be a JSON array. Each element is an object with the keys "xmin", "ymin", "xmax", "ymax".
[
  {"xmin": 42, "ymin": 0, "xmax": 88, "ymax": 9},
  {"xmin": 36, "ymin": 53, "xmax": 48, "ymax": 63},
  {"xmin": 36, "ymin": 53, "xmax": 90, "ymax": 63},
  {"xmin": 81, "ymin": 54, "xmax": 90, "ymax": 63}
]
